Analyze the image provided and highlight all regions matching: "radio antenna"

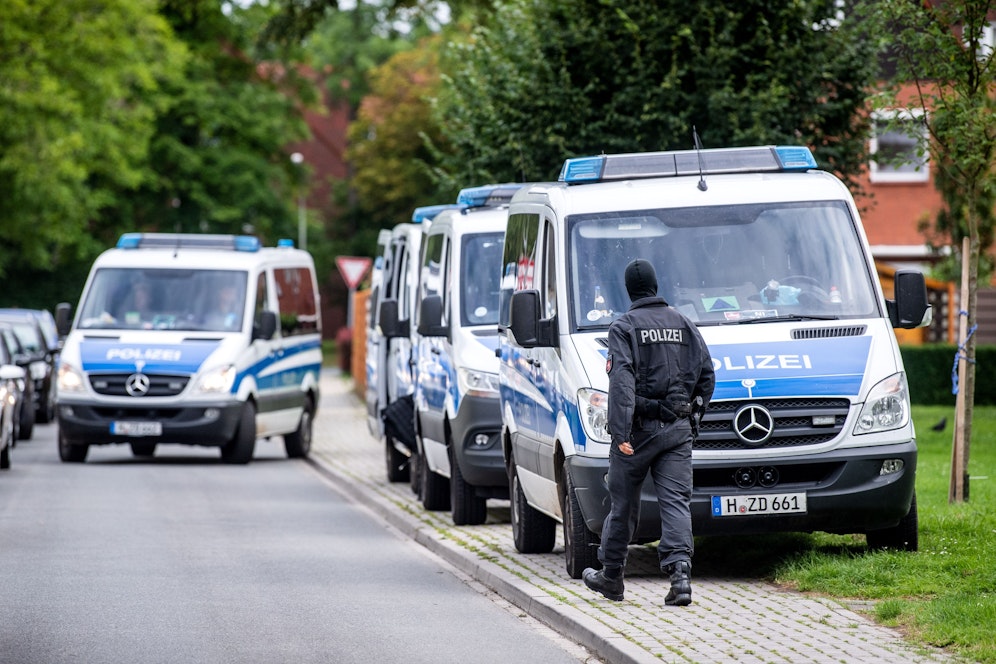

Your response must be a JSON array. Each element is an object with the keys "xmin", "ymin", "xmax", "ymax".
[{"xmin": 693, "ymin": 126, "xmax": 707, "ymax": 192}]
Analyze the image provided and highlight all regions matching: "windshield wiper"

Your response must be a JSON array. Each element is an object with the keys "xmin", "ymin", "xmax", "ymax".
[{"xmin": 718, "ymin": 314, "xmax": 840, "ymax": 325}]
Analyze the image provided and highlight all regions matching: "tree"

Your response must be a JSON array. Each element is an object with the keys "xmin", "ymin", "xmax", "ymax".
[
  {"xmin": 432, "ymin": 0, "xmax": 878, "ymax": 188},
  {"xmin": 867, "ymin": 0, "xmax": 996, "ymax": 502}
]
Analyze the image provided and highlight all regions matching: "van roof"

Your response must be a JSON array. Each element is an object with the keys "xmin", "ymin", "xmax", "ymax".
[{"xmin": 95, "ymin": 234, "xmax": 314, "ymax": 271}]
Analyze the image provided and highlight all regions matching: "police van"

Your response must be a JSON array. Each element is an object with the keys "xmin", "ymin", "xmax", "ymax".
[
  {"xmin": 54, "ymin": 233, "xmax": 322, "ymax": 464},
  {"xmin": 498, "ymin": 146, "xmax": 931, "ymax": 578},
  {"xmin": 413, "ymin": 183, "xmax": 523, "ymax": 522}
]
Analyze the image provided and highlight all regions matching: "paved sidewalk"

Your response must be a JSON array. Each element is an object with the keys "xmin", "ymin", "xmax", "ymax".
[{"xmin": 308, "ymin": 370, "xmax": 954, "ymax": 664}]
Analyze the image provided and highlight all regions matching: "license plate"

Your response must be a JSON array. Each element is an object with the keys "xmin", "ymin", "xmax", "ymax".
[
  {"xmin": 711, "ymin": 493, "xmax": 807, "ymax": 516},
  {"xmin": 110, "ymin": 421, "xmax": 162, "ymax": 437}
]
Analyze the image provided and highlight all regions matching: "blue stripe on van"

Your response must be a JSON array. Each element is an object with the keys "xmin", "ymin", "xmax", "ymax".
[{"xmin": 233, "ymin": 338, "xmax": 322, "ymax": 393}]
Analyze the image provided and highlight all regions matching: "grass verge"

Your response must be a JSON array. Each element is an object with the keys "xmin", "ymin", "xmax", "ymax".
[{"xmin": 693, "ymin": 404, "xmax": 995, "ymax": 663}]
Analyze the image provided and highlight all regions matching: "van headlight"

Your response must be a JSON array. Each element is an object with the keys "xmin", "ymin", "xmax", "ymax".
[
  {"xmin": 57, "ymin": 363, "xmax": 85, "ymax": 393},
  {"xmin": 194, "ymin": 365, "xmax": 236, "ymax": 394},
  {"xmin": 855, "ymin": 373, "xmax": 909, "ymax": 434},
  {"xmin": 578, "ymin": 388, "xmax": 611, "ymax": 443},
  {"xmin": 458, "ymin": 368, "xmax": 500, "ymax": 398}
]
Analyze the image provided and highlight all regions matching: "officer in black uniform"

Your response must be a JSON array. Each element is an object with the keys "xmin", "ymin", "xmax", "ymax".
[{"xmin": 583, "ymin": 259, "xmax": 715, "ymax": 606}]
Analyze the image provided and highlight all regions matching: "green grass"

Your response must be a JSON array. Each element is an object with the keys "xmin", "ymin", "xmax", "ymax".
[{"xmin": 693, "ymin": 405, "xmax": 996, "ymax": 663}]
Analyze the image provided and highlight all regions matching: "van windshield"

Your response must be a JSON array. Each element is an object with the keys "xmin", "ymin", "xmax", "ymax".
[
  {"xmin": 568, "ymin": 201, "xmax": 879, "ymax": 329},
  {"xmin": 460, "ymin": 232, "xmax": 504, "ymax": 326},
  {"xmin": 78, "ymin": 268, "xmax": 249, "ymax": 332}
]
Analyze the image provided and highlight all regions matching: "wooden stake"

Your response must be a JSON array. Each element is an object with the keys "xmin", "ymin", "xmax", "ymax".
[{"xmin": 950, "ymin": 237, "xmax": 969, "ymax": 503}]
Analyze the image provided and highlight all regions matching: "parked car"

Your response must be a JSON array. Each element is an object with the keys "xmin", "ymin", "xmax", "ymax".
[
  {"xmin": 0, "ymin": 309, "xmax": 58, "ymax": 424},
  {"xmin": 0, "ymin": 324, "xmax": 35, "ymax": 440},
  {"xmin": 0, "ymin": 326, "xmax": 28, "ymax": 466}
]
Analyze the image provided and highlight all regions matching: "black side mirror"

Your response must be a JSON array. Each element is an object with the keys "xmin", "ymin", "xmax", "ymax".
[
  {"xmin": 417, "ymin": 295, "xmax": 448, "ymax": 337},
  {"xmin": 888, "ymin": 270, "xmax": 931, "ymax": 329},
  {"xmin": 378, "ymin": 299, "xmax": 409, "ymax": 339},
  {"xmin": 55, "ymin": 302, "xmax": 73, "ymax": 337},
  {"xmin": 254, "ymin": 310, "xmax": 278, "ymax": 341},
  {"xmin": 509, "ymin": 290, "xmax": 541, "ymax": 348}
]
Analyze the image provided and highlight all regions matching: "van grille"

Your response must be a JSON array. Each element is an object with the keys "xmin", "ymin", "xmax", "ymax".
[
  {"xmin": 88, "ymin": 373, "xmax": 190, "ymax": 397},
  {"xmin": 694, "ymin": 398, "xmax": 850, "ymax": 451},
  {"xmin": 791, "ymin": 325, "xmax": 866, "ymax": 339}
]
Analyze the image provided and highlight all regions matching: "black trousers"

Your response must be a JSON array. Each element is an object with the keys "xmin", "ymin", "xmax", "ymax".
[{"xmin": 597, "ymin": 418, "xmax": 693, "ymax": 573}]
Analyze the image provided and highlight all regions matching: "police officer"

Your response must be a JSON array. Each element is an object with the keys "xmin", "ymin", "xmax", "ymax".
[{"xmin": 582, "ymin": 259, "xmax": 715, "ymax": 606}]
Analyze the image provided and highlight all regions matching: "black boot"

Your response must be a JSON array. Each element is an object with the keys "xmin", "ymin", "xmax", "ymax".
[
  {"xmin": 582, "ymin": 566, "xmax": 624, "ymax": 601},
  {"xmin": 664, "ymin": 560, "xmax": 692, "ymax": 606}
]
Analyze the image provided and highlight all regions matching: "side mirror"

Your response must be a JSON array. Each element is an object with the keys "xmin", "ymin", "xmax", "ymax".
[
  {"xmin": 254, "ymin": 310, "xmax": 278, "ymax": 341},
  {"xmin": 888, "ymin": 270, "xmax": 931, "ymax": 329},
  {"xmin": 378, "ymin": 299, "xmax": 409, "ymax": 339},
  {"xmin": 417, "ymin": 295, "xmax": 448, "ymax": 337},
  {"xmin": 509, "ymin": 291, "xmax": 542, "ymax": 348},
  {"xmin": 55, "ymin": 302, "xmax": 73, "ymax": 337},
  {"xmin": 0, "ymin": 365, "xmax": 25, "ymax": 381}
]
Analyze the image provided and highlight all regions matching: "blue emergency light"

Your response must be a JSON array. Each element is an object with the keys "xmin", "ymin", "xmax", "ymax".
[
  {"xmin": 116, "ymin": 233, "xmax": 261, "ymax": 252},
  {"xmin": 456, "ymin": 183, "xmax": 525, "ymax": 207},
  {"xmin": 558, "ymin": 146, "xmax": 819, "ymax": 184},
  {"xmin": 412, "ymin": 204, "xmax": 464, "ymax": 224}
]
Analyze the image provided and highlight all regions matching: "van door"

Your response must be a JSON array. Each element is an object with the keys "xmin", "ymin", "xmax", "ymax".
[
  {"xmin": 387, "ymin": 236, "xmax": 416, "ymax": 404},
  {"xmin": 366, "ymin": 236, "xmax": 393, "ymax": 437},
  {"xmin": 415, "ymin": 231, "xmax": 449, "ymax": 456},
  {"xmin": 533, "ymin": 218, "xmax": 560, "ymax": 483},
  {"xmin": 251, "ymin": 271, "xmax": 281, "ymax": 425}
]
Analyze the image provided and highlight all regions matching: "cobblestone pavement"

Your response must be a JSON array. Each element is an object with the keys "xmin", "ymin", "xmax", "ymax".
[{"xmin": 308, "ymin": 370, "xmax": 955, "ymax": 664}]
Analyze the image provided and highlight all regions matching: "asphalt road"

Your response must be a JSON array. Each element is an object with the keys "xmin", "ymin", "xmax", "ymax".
[{"xmin": 0, "ymin": 423, "xmax": 597, "ymax": 664}]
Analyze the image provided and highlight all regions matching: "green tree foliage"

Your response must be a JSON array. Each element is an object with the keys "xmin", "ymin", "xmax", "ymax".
[
  {"xmin": 433, "ymin": 0, "xmax": 877, "ymax": 188},
  {"xmin": 0, "ymin": 0, "xmax": 186, "ymax": 301}
]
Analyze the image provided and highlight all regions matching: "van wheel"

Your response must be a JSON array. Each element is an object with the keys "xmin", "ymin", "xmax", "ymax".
[
  {"xmin": 510, "ymin": 458, "xmax": 555, "ymax": 553},
  {"xmin": 131, "ymin": 442, "xmax": 156, "ymax": 457},
  {"xmin": 564, "ymin": 467, "xmax": 600, "ymax": 578},
  {"xmin": 450, "ymin": 446, "xmax": 486, "ymax": 526},
  {"xmin": 221, "ymin": 401, "xmax": 256, "ymax": 465},
  {"xmin": 58, "ymin": 430, "xmax": 88, "ymax": 463},
  {"xmin": 38, "ymin": 386, "xmax": 55, "ymax": 424},
  {"xmin": 409, "ymin": 449, "xmax": 421, "ymax": 497},
  {"xmin": 385, "ymin": 436, "xmax": 410, "ymax": 482},
  {"xmin": 420, "ymin": 449, "xmax": 450, "ymax": 511},
  {"xmin": 284, "ymin": 398, "xmax": 314, "ymax": 459},
  {"xmin": 866, "ymin": 493, "xmax": 918, "ymax": 552},
  {"xmin": 1, "ymin": 440, "xmax": 10, "ymax": 469},
  {"xmin": 18, "ymin": 399, "xmax": 34, "ymax": 441}
]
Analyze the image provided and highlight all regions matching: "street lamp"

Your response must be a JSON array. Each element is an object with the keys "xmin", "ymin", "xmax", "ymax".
[{"xmin": 290, "ymin": 152, "xmax": 306, "ymax": 251}]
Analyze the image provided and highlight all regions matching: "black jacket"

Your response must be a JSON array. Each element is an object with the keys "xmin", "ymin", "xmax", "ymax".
[{"xmin": 606, "ymin": 296, "xmax": 715, "ymax": 444}]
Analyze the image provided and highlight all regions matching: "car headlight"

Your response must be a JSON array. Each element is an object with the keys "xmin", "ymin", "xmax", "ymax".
[
  {"xmin": 194, "ymin": 365, "xmax": 236, "ymax": 394},
  {"xmin": 578, "ymin": 388, "xmax": 611, "ymax": 443},
  {"xmin": 854, "ymin": 373, "xmax": 909, "ymax": 434},
  {"xmin": 57, "ymin": 363, "xmax": 85, "ymax": 393},
  {"xmin": 457, "ymin": 368, "xmax": 500, "ymax": 398}
]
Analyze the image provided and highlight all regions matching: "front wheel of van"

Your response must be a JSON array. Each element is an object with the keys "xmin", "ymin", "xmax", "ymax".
[
  {"xmin": 58, "ymin": 430, "xmax": 88, "ymax": 463},
  {"xmin": 385, "ymin": 436, "xmax": 410, "ymax": 483},
  {"xmin": 509, "ymin": 458, "xmax": 556, "ymax": 554},
  {"xmin": 284, "ymin": 398, "xmax": 314, "ymax": 459},
  {"xmin": 221, "ymin": 401, "xmax": 256, "ymax": 465},
  {"xmin": 420, "ymin": 449, "xmax": 450, "ymax": 511},
  {"xmin": 450, "ymin": 446, "xmax": 487, "ymax": 526},
  {"xmin": 866, "ymin": 493, "xmax": 918, "ymax": 552},
  {"xmin": 564, "ymin": 467, "xmax": 600, "ymax": 578}
]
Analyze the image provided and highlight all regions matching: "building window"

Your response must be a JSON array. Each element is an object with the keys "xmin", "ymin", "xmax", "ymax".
[{"xmin": 870, "ymin": 110, "xmax": 929, "ymax": 184}]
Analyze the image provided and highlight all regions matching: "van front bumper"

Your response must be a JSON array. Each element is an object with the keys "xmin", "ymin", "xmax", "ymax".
[
  {"xmin": 451, "ymin": 395, "xmax": 506, "ymax": 490},
  {"xmin": 565, "ymin": 441, "xmax": 917, "ymax": 542},
  {"xmin": 56, "ymin": 399, "xmax": 244, "ymax": 447}
]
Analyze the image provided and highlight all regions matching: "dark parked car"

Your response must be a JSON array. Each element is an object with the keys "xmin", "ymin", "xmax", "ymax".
[
  {"xmin": 0, "ymin": 323, "xmax": 31, "ymax": 444},
  {"xmin": 0, "ymin": 309, "xmax": 58, "ymax": 425}
]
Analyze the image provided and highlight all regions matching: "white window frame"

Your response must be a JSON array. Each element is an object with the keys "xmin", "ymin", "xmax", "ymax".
[{"xmin": 869, "ymin": 109, "xmax": 930, "ymax": 184}]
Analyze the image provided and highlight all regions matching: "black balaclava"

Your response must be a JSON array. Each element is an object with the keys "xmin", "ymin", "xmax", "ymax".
[{"xmin": 624, "ymin": 259, "xmax": 658, "ymax": 301}]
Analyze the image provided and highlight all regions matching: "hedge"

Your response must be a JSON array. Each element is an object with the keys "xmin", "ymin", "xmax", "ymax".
[{"xmin": 901, "ymin": 344, "xmax": 996, "ymax": 406}]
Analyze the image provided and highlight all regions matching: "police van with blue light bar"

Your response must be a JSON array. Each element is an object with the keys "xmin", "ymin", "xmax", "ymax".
[
  {"xmin": 498, "ymin": 145, "xmax": 931, "ymax": 578},
  {"xmin": 412, "ymin": 183, "xmax": 524, "ymax": 522},
  {"xmin": 54, "ymin": 233, "xmax": 322, "ymax": 464}
]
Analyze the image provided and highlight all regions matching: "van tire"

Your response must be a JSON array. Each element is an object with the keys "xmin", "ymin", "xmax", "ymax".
[
  {"xmin": 510, "ymin": 458, "xmax": 555, "ymax": 554},
  {"xmin": 866, "ymin": 493, "xmax": 918, "ymax": 552},
  {"xmin": 38, "ymin": 386, "xmax": 55, "ymax": 424},
  {"xmin": 131, "ymin": 442, "xmax": 156, "ymax": 457},
  {"xmin": 221, "ymin": 401, "xmax": 256, "ymax": 465},
  {"xmin": 58, "ymin": 430, "xmax": 88, "ymax": 463},
  {"xmin": 564, "ymin": 467, "xmax": 600, "ymax": 578},
  {"xmin": 385, "ymin": 436, "xmax": 410, "ymax": 482},
  {"xmin": 1, "ymin": 441, "xmax": 10, "ymax": 469},
  {"xmin": 450, "ymin": 446, "xmax": 487, "ymax": 526},
  {"xmin": 409, "ymin": 449, "xmax": 421, "ymax": 496},
  {"xmin": 420, "ymin": 449, "xmax": 450, "ymax": 511},
  {"xmin": 18, "ymin": 399, "xmax": 34, "ymax": 441},
  {"xmin": 284, "ymin": 398, "xmax": 314, "ymax": 459}
]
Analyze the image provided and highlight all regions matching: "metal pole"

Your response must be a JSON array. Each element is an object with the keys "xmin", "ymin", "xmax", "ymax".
[{"xmin": 298, "ymin": 194, "xmax": 306, "ymax": 251}]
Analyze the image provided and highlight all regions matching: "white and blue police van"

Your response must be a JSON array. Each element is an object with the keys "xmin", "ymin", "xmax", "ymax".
[
  {"xmin": 364, "ymin": 228, "xmax": 395, "ymax": 440},
  {"xmin": 413, "ymin": 183, "xmax": 524, "ymax": 522},
  {"xmin": 54, "ymin": 233, "xmax": 322, "ymax": 464},
  {"xmin": 498, "ymin": 146, "xmax": 931, "ymax": 578}
]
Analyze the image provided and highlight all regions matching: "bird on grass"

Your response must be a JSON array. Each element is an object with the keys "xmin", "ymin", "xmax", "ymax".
[{"xmin": 931, "ymin": 417, "xmax": 947, "ymax": 432}]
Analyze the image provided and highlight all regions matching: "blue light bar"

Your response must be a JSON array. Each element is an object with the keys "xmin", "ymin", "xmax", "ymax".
[
  {"xmin": 412, "ymin": 204, "xmax": 463, "ymax": 224},
  {"xmin": 559, "ymin": 145, "xmax": 818, "ymax": 184},
  {"xmin": 456, "ymin": 183, "xmax": 525, "ymax": 207},
  {"xmin": 115, "ymin": 233, "xmax": 261, "ymax": 252},
  {"xmin": 277, "ymin": 238, "xmax": 295, "ymax": 248}
]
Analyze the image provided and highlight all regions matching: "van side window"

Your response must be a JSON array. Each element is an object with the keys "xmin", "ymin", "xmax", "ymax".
[
  {"xmin": 397, "ymin": 242, "xmax": 413, "ymax": 322},
  {"xmin": 419, "ymin": 232, "xmax": 445, "ymax": 322},
  {"xmin": 253, "ymin": 273, "xmax": 268, "ymax": 334},
  {"xmin": 542, "ymin": 220, "xmax": 557, "ymax": 320},
  {"xmin": 499, "ymin": 212, "xmax": 541, "ymax": 327},
  {"xmin": 275, "ymin": 267, "xmax": 319, "ymax": 337}
]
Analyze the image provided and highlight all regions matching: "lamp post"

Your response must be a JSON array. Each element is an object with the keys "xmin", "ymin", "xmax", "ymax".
[{"xmin": 290, "ymin": 152, "xmax": 306, "ymax": 251}]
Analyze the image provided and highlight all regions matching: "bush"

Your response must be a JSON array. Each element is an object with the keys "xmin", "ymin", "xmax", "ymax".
[{"xmin": 901, "ymin": 344, "xmax": 996, "ymax": 405}]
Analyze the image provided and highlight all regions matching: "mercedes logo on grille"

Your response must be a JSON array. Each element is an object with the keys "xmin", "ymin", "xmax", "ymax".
[
  {"xmin": 733, "ymin": 405, "xmax": 773, "ymax": 446},
  {"xmin": 125, "ymin": 373, "xmax": 151, "ymax": 397}
]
